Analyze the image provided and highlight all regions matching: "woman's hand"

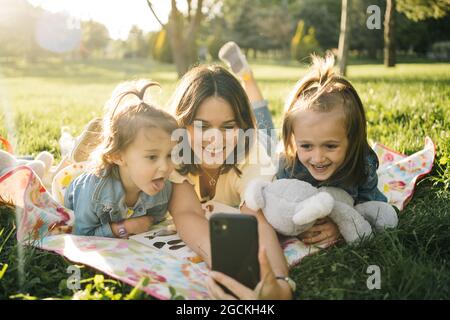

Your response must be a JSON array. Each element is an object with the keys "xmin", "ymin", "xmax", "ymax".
[
  {"xmin": 298, "ymin": 217, "xmax": 341, "ymax": 246},
  {"xmin": 123, "ymin": 215, "xmax": 154, "ymax": 235},
  {"xmin": 207, "ymin": 247, "xmax": 293, "ymax": 300}
]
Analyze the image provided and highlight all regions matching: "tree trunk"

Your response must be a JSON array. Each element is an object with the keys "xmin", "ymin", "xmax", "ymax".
[
  {"xmin": 167, "ymin": 5, "xmax": 190, "ymax": 76},
  {"xmin": 147, "ymin": 0, "xmax": 203, "ymax": 78},
  {"xmin": 338, "ymin": 0, "xmax": 350, "ymax": 76},
  {"xmin": 384, "ymin": 0, "xmax": 396, "ymax": 67}
]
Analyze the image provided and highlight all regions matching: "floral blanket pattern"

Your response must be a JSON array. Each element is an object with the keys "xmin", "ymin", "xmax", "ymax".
[
  {"xmin": 374, "ymin": 137, "xmax": 435, "ymax": 210},
  {"xmin": 0, "ymin": 166, "xmax": 74, "ymax": 242},
  {"xmin": 39, "ymin": 234, "xmax": 210, "ymax": 299}
]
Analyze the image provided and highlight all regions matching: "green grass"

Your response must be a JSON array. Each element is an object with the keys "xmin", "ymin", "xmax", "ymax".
[{"xmin": 1, "ymin": 57, "xmax": 449, "ymax": 299}]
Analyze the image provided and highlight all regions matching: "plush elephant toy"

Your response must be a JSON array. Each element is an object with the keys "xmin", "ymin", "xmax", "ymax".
[{"xmin": 244, "ymin": 179, "xmax": 398, "ymax": 244}]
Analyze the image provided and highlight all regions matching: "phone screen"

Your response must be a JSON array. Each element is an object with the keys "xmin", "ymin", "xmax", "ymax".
[{"xmin": 210, "ymin": 213, "xmax": 260, "ymax": 291}]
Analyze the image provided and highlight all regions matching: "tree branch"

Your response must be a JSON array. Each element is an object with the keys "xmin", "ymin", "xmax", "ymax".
[
  {"xmin": 171, "ymin": 0, "xmax": 179, "ymax": 15},
  {"xmin": 187, "ymin": 0, "xmax": 192, "ymax": 22},
  {"xmin": 194, "ymin": 0, "xmax": 204, "ymax": 25},
  {"xmin": 189, "ymin": 0, "xmax": 204, "ymax": 32},
  {"xmin": 185, "ymin": 0, "xmax": 204, "ymax": 46},
  {"xmin": 203, "ymin": 0, "xmax": 220, "ymax": 18},
  {"xmin": 146, "ymin": 0, "xmax": 165, "ymax": 28}
]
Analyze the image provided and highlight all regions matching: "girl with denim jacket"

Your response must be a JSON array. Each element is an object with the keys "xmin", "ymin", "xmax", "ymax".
[{"xmin": 65, "ymin": 80, "xmax": 180, "ymax": 238}]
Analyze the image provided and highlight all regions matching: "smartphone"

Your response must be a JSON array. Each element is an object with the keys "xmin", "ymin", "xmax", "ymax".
[{"xmin": 210, "ymin": 213, "xmax": 260, "ymax": 292}]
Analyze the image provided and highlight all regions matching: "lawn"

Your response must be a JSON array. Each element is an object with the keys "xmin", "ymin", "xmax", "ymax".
[{"xmin": 0, "ymin": 57, "xmax": 449, "ymax": 299}]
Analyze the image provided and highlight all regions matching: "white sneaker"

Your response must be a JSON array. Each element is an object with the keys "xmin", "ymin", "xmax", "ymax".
[
  {"xmin": 70, "ymin": 117, "xmax": 103, "ymax": 163},
  {"xmin": 218, "ymin": 41, "xmax": 251, "ymax": 78}
]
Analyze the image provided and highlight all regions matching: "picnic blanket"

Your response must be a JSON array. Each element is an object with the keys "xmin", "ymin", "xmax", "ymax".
[
  {"xmin": 374, "ymin": 136, "xmax": 436, "ymax": 210},
  {"xmin": 0, "ymin": 137, "xmax": 436, "ymax": 299}
]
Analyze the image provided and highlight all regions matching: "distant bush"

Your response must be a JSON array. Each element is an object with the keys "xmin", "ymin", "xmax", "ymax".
[
  {"xmin": 207, "ymin": 35, "xmax": 226, "ymax": 61},
  {"xmin": 291, "ymin": 20, "xmax": 322, "ymax": 62},
  {"xmin": 427, "ymin": 41, "xmax": 450, "ymax": 61},
  {"xmin": 151, "ymin": 29, "xmax": 173, "ymax": 63}
]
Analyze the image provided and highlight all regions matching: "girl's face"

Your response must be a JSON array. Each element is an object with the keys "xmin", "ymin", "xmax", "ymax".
[
  {"xmin": 186, "ymin": 97, "xmax": 239, "ymax": 170},
  {"xmin": 115, "ymin": 127, "xmax": 175, "ymax": 197},
  {"xmin": 292, "ymin": 107, "xmax": 349, "ymax": 181}
]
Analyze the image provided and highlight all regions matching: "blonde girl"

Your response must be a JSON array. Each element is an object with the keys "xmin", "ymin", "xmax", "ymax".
[
  {"xmin": 278, "ymin": 54, "xmax": 397, "ymax": 245},
  {"xmin": 66, "ymin": 80, "xmax": 184, "ymax": 239}
]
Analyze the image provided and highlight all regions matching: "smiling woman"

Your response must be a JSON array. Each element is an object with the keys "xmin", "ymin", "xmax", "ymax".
[
  {"xmin": 168, "ymin": 64, "xmax": 274, "ymax": 206},
  {"xmin": 165, "ymin": 64, "xmax": 293, "ymax": 300}
]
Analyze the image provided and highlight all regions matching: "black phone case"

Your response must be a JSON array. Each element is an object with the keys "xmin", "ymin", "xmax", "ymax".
[{"xmin": 210, "ymin": 213, "xmax": 260, "ymax": 291}]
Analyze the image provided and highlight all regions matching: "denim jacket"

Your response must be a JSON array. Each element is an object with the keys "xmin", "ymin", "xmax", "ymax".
[
  {"xmin": 276, "ymin": 151, "xmax": 387, "ymax": 204},
  {"xmin": 64, "ymin": 169, "xmax": 172, "ymax": 238}
]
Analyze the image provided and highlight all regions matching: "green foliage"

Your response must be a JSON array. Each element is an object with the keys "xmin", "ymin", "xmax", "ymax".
[
  {"xmin": 289, "ymin": 0, "xmax": 341, "ymax": 51},
  {"xmin": 199, "ymin": 15, "xmax": 226, "ymax": 60},
  {"xmin": 151, "ymin": 29, "xmax": 173, "ymax": 63},
  {"xmin": 397, "ymin": 0, "xmax": 449, "ymax": 21},
  {"xmin": 291, "ymin": 20, "xmax": 322, "ymax": 61},
  {"xmin": 169, "ymin": 286, "xmax": 186, "ymax": 300},
  {"xmin": 126, "ymin": 25, "xmax": 151, "ymax": 59},
  {"xmin": 349, "ymin": 0, "xmax": 384, "ymax": 58},
  {"xmin": 80, "ymin": 20, "xmax": 110, "ymax": 58},
  {"xmin": 228, "ymin": 0, "xmax": 262, "ymax": 52},
  {"xmin": 207, "ymin": 35, "xmax": 226, "ymax": 61},
  {"xmin": 430, "ymin": 41, "xmax": 450, "ymax": 60}
]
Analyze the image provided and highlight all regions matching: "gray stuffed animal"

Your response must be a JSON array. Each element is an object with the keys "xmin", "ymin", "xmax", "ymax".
[
  {"xmin": 244, "ymin": 179, "xmax": 397, "ymax": 244},
  {"xmin": 0, "ymin": 149, "xmax": 53, "ymax": 179}
]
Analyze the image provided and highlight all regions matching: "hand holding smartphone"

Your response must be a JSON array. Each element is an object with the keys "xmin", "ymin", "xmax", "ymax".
[{"xmin": 209, "ymin": 213, "xmax": 260, "ymax": 292}]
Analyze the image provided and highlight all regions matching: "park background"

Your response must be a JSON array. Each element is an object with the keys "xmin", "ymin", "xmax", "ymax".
[{"xmin": 0, "ymin": 0, "xmax": 449, "ymax": 299}]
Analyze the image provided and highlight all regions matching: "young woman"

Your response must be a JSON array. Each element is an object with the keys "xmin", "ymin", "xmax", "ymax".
[{"xmin": 167, "ymin": 64, "xmax": 293, "ymax": 299}]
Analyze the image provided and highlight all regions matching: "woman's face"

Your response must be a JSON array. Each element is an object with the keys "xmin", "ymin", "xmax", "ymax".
[{"xmin": 186, "ymin": 97, "xmax": 239, "ymax": 170}]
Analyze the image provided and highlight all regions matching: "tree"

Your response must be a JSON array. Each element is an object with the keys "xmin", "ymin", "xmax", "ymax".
[
  {"xmin": 218, "ymin": 0, "xmax": 299, "ymax": 58},
  {"xmin": 127, "ymin": 25, "xmax": 149, "ymax": 58},
  {"xmin": 395, "ymin": 13, "xmax": 449, "ymax": 55},
  {"xmin": 146, "ymin": 0, "xmax": 213, "ymax": 77},
  {"xmin": 224, "ymin": 0, "xmax": 262, "ymax": 56},
  {"xmin": 290, "ymin": 0, "xmax": 341, "ymax": 53},
  {"xmin": 259, "ymin": 5, "xmax": 293, "ymax": 57},
  {"xmin": 0, "ymin": 0, "xmax": 43, "ymax": 61},
  {"xmin": 81, "ymin": 20, "xmax": 110, "ymax": 58},
  {"xmin": 338, "ymin": 0, "xmax": 350, "ymax": 75},
  {"xmin": 384, "ymin": 0, "xmax": 396, "ymax": 67},
  {"xmin": 396, "ymin": 0, "xmax": 449, "ymax": 21},
  {"xmin": 291, "ymin": 20, "xmax": 321, "ymax": 61},
  {"xmin": 349, "ymin": 0, "xmax": 383, "ymax": 59},
  {"xmin": 151, "ymin": 29, "xmax": 173, "ymax": 63},
  {"xmin": 201, "ymin": 15, "xmax": 228, "ymax": 60}
]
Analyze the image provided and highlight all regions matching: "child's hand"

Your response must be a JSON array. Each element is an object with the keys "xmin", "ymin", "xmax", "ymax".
[
  {"xmin": 124, "ymin": 215, "xmax": 154, "ymax": 235},
  {"xmin": 298, "ymin": 217, "xmax": 341, "ymax": 246}
]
